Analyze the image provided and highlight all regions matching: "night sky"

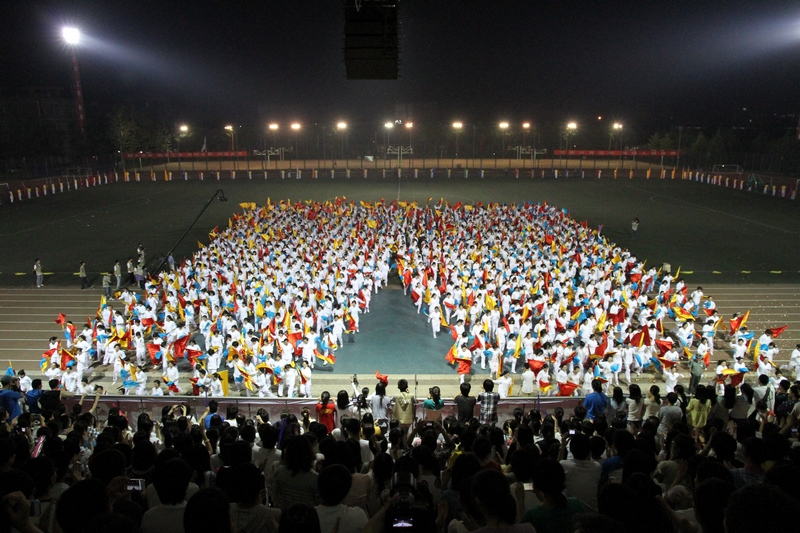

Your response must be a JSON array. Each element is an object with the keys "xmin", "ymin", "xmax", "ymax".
[{"xmin": 2, "ymin": 0, "xmax": 800, "ymax": 130}]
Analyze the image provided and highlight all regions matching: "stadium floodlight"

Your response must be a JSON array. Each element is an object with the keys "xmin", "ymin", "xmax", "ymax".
[
  {"xmin": 384, "ymin": 122, "xmax": 393, "ymax": 129},
  {"xmin": 499, "ymin": 122, "xmax": 509, "ymax": 129},
  {"xmin": 405, "ymin": 122, "xmax": 413, "ymax": 128},
  {"xmin": 179, "ymin": 125, "xmax": 188, "ymax": 133},
  {"xmin": 268, "ymin": 123, "xmax": 279, "ymax": 130},
  {"xmin": 567, "ymin": 122, "xmax": 577, "ymax": 130},
  {"xmin": 613, "ymin": 123, "xmax": 623, "ymax": 130},
  {"xmin": 522, "ymin": 123, "xmax": 530, "ymax": 129},
  {"xmin": 291, "ymin": 123, "xmax": 301, "ymax": 130},
  {"xmin": 62, "ymin": 27, "xmax": 81, "ymax": 45},
  {"xmin": 337, "ymin": 122, "xmax": 347, "ymax": 130},
  {"xmin": 452, "ymin": 122, "xmax": 463, "ymax": 129}
]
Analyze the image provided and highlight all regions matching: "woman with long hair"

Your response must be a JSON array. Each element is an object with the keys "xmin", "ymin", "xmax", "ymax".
[
  {"xmin": 422, "ymin": 386, "xmax": 445, "ymax": 421},
  {"xmin": 644, "ymin": 385, "xmax": 662, "ymax": 419},
  {"xmin": 685, "ymin": 384, "xmax": 711, "ymax": 430},
  {"xmin": 730, "ymin": 382, "xmax": 755, "ymax": 424},
  {"xmin": 315, "ymin": 391, "xmax": 336, "ymax": 434},
  {"xmin": 335, "ymin": 389, "xmax": 352, "ymax": 422},
  {"xmin": 626, "ymin": 384, "xmax": 644, "ymax": 432},
  {"xmin": 608, "ymin": 387, "xmax": 628, "ymax": 422},
  {"xmin": 712, "ymin": 383, "xmax": 737, "ymax": 423},
  {"xmin": 370, "ymin": 382, "xmax": 390, "ymax": 421}
]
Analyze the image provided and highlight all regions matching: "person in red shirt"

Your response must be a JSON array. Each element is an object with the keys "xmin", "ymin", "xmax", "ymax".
[{"xmin": 316, "ymin": 390, "xmax": 336, "ymax": 434}]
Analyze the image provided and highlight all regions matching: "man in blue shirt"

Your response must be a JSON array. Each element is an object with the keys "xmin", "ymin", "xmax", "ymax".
[
  {"xmin": 0, "ymin": 376, "xmax": 22, "ymax": 421},
  {"xmin": 25, "ymin": 379, "xmax": 44, "ymax": 415},
  {"xmin": 583, "ymin": 379, "xmax": 608, "ymax": 420},
  {"xmin": 203, "ymin": 399, "xmax": 225, "ymax": 429}
]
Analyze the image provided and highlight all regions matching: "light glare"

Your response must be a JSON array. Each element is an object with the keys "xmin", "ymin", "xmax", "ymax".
[{"xmin": 62, "ymin": 27, "xmax": 81, "ymax": 45}]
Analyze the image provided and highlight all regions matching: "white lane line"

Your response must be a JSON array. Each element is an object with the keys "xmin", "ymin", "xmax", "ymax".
[{"xmin": 638, "ymin": 188, "xmax": 800, "ymax": 233}]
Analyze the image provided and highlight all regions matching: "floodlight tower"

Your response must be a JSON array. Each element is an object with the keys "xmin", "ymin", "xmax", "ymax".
[{"xmin": 62, "ymin": 27, "xmax": 85, "ymax": 136}]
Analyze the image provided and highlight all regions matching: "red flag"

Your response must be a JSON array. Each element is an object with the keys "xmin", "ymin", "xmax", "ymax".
[
  {"xmin": 446, "ymin": 344, "xmax": 458, "ymax": 364},
  {"xmin": 654, "ymin": 339, "xmax": 673, "ymax": 356},
  {"xmin": 60, "ymin": 349, "xmax": 74, "ymax": 370},
  {"xmin": 767, "ymin": 325, "xmax": 788, "ymax": 338},
  {"xmin": 375, "ymin": 370, "xmax": 389, "ymax": 386},
  {"xmin": 172, "ymin": 336, "xmax": 190, "ymax": 359},
  {"xmin": 186, "ymin": 349, "xmax": 203, "ymax": 366},
  {"xmin": 557, "ymin": 382, "xmax": 579, "ymax": 397},
  {"xmin": 55, "ymin": 313, "xmax": 67, "ymax": 326},
  {"xmin": 141, "ymin": 317, "xmax": 155, "ymax": 328},
  {"xmin": 529, "ymin": 360, "xmax": 545, "ymax": 374},
  {"xmin": 147, "ymin": 343, "xmax": 163, "ymax": 364}
]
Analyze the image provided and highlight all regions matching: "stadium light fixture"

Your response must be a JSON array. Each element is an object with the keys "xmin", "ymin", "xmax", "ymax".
[
  {"xmin": 62, "ymin": 27, "xmax": 81, "ymax": 45},
  {"xmin": 291, "ymin": 123, "xmax": 301, "ymax": 130},
  {"xmin": 268, "ymin": 123, "xmax": 279, "ymax": 130},
  {"xmin": 499, "ymin": 122, "xmax": 509, "ymax": 129},
  {"xmin": 337, "ymin": 122, "xmax": 347, "ymax": 130}
]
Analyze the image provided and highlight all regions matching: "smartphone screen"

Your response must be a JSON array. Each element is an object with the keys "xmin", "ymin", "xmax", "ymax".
[
  {"xmin": 29, "ymin": 500, "xmax": 41, "ymax": 517},
  {"xmin": 126, "ymin": 478, "xmax": 145, "ymax": 491},
  {"xmin": 523, "ymin": 483, "xmax": 534, "ymax": 491}
]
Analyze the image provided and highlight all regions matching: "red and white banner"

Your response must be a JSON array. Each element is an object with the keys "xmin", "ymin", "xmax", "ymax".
[
  {"xmin": 123, "ymin": 151, "xmax": 247, "ymax": 159},
  {"xmin": 553, "ymin": 149, "xmax": 681, "ymax": 157}
]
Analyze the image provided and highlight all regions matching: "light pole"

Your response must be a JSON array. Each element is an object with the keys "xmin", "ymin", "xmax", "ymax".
[
  {"xmin": 406, "ymin": 122, "xmax": 413, "ymax": 166},
  {"xmin": 566, "ymin": 122, "xmax": 577, "ymax": 168},
  {"xmin": 337, "ymin": 122, "xmax": 347, "ymax": 160},
  {"xmin": 452, "ymin": 122, "xmax": 462, "ymax": 157},
  {"xmin": 177, "ymin": 124, "xmax": 188, "ymax": 172},
  {"xmin": 611, "ymin": 123, "xmax": 623, "ymax": 168},
  {"xmin": 225, "ymin": 125, "xmax": 234, "ymax": 150},
  {"xmin": 291, "ymin": 123, "xmax": 300, "ymax": 159},
  {"xmin": 225, "ymin": 125, "xmax": 236, "ymax": 171},
  {"xmin": 62, "ymin": 27, "xmax": 85, "ymax": 138},
  {"xmin": 384, "ymin": 122, "xmax": 393, "ymax": 157},
  {"xmin": 522, "ymin": 122, "xmax": 530, "ymax": 147},
  {"xmin": 499, "ymin": 122, "xmax": 509, "ymax": 165}
]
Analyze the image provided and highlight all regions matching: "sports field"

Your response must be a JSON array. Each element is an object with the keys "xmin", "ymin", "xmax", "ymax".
[{"xmin": 1, "ymin": 174, "xmax": 799, "ymax": 394}]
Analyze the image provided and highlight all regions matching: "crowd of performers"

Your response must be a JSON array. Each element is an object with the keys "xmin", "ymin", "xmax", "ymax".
[{"xmin": 36, "ymin": 197, "xmax": 796, "ymax": 399}]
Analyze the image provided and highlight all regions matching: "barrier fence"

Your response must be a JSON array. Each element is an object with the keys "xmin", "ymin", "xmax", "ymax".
[
  {"xmin": 63, "ymin": 394, "xmax": 581, "ymax": 431},
  {"xmin": 2, "ymin": 164, "xmax": 797, "ymax": 207}
]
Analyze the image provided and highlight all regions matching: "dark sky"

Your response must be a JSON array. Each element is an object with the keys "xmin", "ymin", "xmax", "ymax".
[{"xmin": 2, "ymin": 0, "xmax": 800, "ymax": 130}]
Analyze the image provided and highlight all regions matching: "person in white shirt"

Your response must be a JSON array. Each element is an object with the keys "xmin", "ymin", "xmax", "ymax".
[
  {"xmin": 493, "ymin": 371, "xmax": 513, "ymax": 399},
  {"xmin": 314, "ymin": 464, "xmax": 368, "ymax": 533},
  {"xmin": 17, "ymin": 371, "xmax": 31, "ymax": 393},
  {"xmin": 663, "ymin": 367, "xmax": 682, "ymax": 393},
  {"xmin": 151, "ymin": 380, "xmax": 164, "ymax": 396},
  {"xmin": 789, "ymin": 344, "xmax": 800, "ymax": 379},
  {"xmin": 520, "ymin": 363, "xmax": 537, "ymax": 396},
  {"xmin": 209, "ymin": 373, "xmax": 224, "ymax": 397},
  {"xmin": 61, "ymin": 366, "xmax": 78, "ymax": 393},
  {"xmin": 559, "ymin": 432, "xmax": 601, "ymax": 512},
  {"xmin": 164, "ymin": 360, "xmax": 181, "ymax": 395}
]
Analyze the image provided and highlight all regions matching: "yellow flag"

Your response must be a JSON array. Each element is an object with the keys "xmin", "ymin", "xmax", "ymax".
[
  {"xmin": 198, "ymin": 241, "xmax": 204, "ymax": 249},
  {"xmin": 217, "ymin": 370, "xmax": 229, "ymax": 396}
]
